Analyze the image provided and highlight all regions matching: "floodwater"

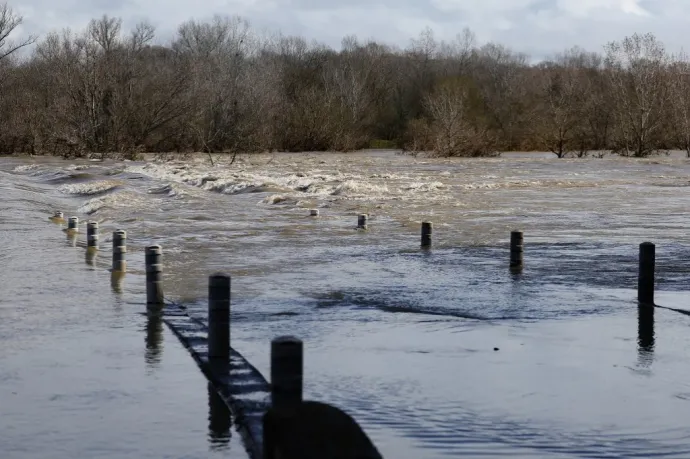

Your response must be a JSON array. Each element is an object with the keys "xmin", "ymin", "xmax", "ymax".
[{"xmin": 2, "ymin": 150, "xmax": 690, "ymax": 458}]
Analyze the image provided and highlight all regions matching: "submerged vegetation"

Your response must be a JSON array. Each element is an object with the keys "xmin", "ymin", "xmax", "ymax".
[{"xmin": 0, "ymin": 3, "xmax": 688, "ymax": 158}]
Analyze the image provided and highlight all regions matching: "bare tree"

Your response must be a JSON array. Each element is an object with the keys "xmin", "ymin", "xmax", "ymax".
[
  {"xmin": 408, "ymin": 77, "xmax": 493, "ymax": 157},
  {"xmin": 0, "ymin": 3, "xmax": 36, "ymax": 61},
  {"xmin": 534, "ymin": 48, "xmax": 592, "ymax": 158},
  {"xmin": 604, "ymin": 33, "xmax": 670, "ymax": 157},
  {"xmin": 174, "ymin": 15, "xmax": 253, "ymax": 156},
  {"xmin": 569, "ymin": 50, "xmax": 611, "ymax": 155},
  {"xmin": 474, "ymin": 42, "xmax": 532, "ymax": 150},
  {"xmin": 668, "ymin": 51, "xmax": 690, "ymax": 157}
]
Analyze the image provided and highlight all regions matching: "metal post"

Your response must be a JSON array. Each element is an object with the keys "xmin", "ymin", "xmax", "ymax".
[
  {"xmin": 510, "ymin": 231, "xmax": 524, "ymax": 270},
  {"xmin": 86, "ymin": 221, "xmax": 98, "ymax": 249},
  {"xmin": 271, "ymin": 336, "xmax": 303, "ymax": 409},
  {"xmin": 638, "ymin": 242, "xmax": 655, "ymax": 305},
  {"xmin": 208, "ymin": 274, "xmax": 231, "ymax": 360},
  {"xmin": 67, "ymin": 216, "xmax": 79, "ymax": 231},
  {"xmin": 421, "ymin": 222, "xmax": 432, "ymax": 247},
  {"xmin": 145, "ymin": 245, "xmax": 164, "ymax": 306},
  {"xmin": 112, "ymin": 230, "xmax": 127, "ymax": 273}
]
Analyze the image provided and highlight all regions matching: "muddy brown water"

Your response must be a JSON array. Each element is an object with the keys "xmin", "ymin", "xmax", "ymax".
[{"xmin": 2, "ymin": 150, "xmax": 690, "ymax": 458}]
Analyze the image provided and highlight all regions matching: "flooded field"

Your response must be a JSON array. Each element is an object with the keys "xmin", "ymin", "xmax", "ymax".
[{"xmin": 2, "ymin": 150, "xmax": 690, "ymax": 458}]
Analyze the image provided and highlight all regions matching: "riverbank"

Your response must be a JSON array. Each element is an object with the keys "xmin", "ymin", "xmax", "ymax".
[{"xmin": 2, "ymin": 147, "xmax": 690, "ymax": 163}]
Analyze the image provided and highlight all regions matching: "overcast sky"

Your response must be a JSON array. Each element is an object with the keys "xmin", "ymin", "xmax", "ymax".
[{"xmin": 10, "ymin": 0, "xmax": 690, "ymax": 60}]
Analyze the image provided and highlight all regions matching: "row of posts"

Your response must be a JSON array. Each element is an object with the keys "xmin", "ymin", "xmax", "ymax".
[
  {"xmin": 56, "ymin": 211, "xmax": 308, "ymax": 447},
  {"xmin": 309, "ymin": 210, "xmax": 526, "ymax": 268},
  {"xmin": 59, "ymin": 215, "xmax": 321, "ymax": 455},
  {"xmin": 60, "ymin": 211, "xmax": 527, "ymax": 270},
  {"xmin": 58, "ymin": 211, "xmax": 660, "ymax": 305},
  {"xmin": 54, "ymin": 210, "xmax": 660, "ymax": 458}
]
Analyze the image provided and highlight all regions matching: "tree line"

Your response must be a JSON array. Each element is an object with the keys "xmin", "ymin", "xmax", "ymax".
[{"xmin": 0, "ymin": 2, "xmax": 688, "ymax": 158}]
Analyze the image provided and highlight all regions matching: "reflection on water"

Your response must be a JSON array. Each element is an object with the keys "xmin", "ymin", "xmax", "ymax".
[
  {"xmin": 208, "ymin": 383, "xmax": 232, "ymax": 450},
  {"xmin": 85, "ymin": 247, "xmax": 98, "ymax": 266},
  {"xmin": 65, "ymin": 229, "xmax": 78, "ymax": 247},
  {"xmin": 111, "ymin": 270, "xmax": 125, "ymax": 293},
  {"xmin": 145, "ymin": 309, "xmax": 164, "ymax": 369},
  {"xmin": 637, "ymin": 305, "xmax": 655, "ymax": 368}
]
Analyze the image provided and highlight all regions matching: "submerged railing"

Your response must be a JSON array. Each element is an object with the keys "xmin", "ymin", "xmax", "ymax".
[{"xmin": 48, "ymin": 209, "xmax": 669, "ymax": 459}]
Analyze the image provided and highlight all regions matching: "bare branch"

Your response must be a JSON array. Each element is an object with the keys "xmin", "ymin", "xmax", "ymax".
[{"xmin": 0, "ymin": 3, "xmax": 37, "ymax": 62}]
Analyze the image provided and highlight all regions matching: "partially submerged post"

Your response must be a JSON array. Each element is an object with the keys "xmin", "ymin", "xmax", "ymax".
[
  {"xmin": 638, "ymin": 242, "xmax": 655, "ymax": 306},
  {"xmin": 421, "ymin": 222, "xmax": 432, "ymax": 247},
  {"xmin": 111, "ymin": 230, "xmax": 127, "ymax": 291},
  {"xmin": 208, "ymin": 274, "xmax": 231, "ymax": 360},
  {"xmin": 66, "ymin": 216, "xmax": 79, "ymax": 246},
  {"xmin": 145, "ymin": 245, "xmax": 164, "ymax": 307},
  {"xmin": 310, "ymin": 209, "xmax": 319, "ymax": 217},
  {"xmin": 510, "ymin": 231, "xmax": 524, "ymax": 270},
  {"xmin": 86, "ymin": 221, "xmax": 99, "ymax": 247},
  {"xmin": 357, "ymin": 214, "xmax": 368, "ymax": 230},
  {"xmin": 112, "ymin": 230, "xmax": 127, "ymax": 273},
  {"xmin": 50, "ymin": 211, "xmax": 65, "ymax": 224},
  {"xmin": 271, "ymin": 336, "xmax": 303, "ymax": 409},
  {"xmin": 67, "ymin": 216, "xmax": 79, "ymax": 232},
  {"xmin": 85, "ymin": 221, "xmax": 99, "ymax": 265}
]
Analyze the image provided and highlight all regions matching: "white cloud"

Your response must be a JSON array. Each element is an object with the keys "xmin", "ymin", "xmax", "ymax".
[
  {"xmin": 8, "ymin": 0, "xmax": 690, "ymax": 58},
  {"xmin": 556, "ymin": 0, "xmax": 650, "ymax": 17}
]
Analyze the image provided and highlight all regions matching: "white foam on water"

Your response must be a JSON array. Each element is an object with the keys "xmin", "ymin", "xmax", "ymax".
[
  {"xmin": 262, "ymin": 194, "xmax": 299, "ymax": 205},
  {"xmin": 123, "ymin": 158, "xmax": 463, "ymax": 213},
  {"xmin": 12, "ymin": 164, "xmax": 39, "ymax": 173},
  {"xmin": 403, "ymin": 182, "xmax": 445, "ymax": 192},
  {"xmin": 330, "ymin": 179, "xmax": 389, "ymax": 196},
  {"xmin": 78, "ymin": 191, "xmax": 145, "ymax": 215},
  {"xmin": 127, "ymin": 163, "xmax": 401, "ymax": 200},
  {"xmin": 58, "ymin": 180, "xmax": 121, "ymax": 196},
  {"xmin": 455, "ymin": 179, "xmax": 597, "ymax": 190},
  {"xmin": 147, "ymin": 183, "xmax": 186, "ymax": 197}
]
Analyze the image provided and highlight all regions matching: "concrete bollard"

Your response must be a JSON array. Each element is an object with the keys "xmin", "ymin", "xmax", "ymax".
[
  {"xmin": 66, "ymin": 216, "xmax": 78, "ymax": 246},
  {"xmin": 310, "ymin": 209, "xmax": 319, "ymax": 217},
  {"xmin": 208, "ymin": 274, "xmax": 231, "ymax": 360},
  {"xmin": 145, "ymin": 245, "xmax": 164, "ymax": 306},
  {"xmin": 86, "ymin": 221, "xmax": 99, "ymax": 249},
  {"xmin": 112, "ymin": 230, "xmax": 127, "ymax": 273},
  {"xmin": 271, "ymin": 336, "xmax": 303, "ymax": 409},
  {"xmin": 67, "ymin": 216, "xmax": 79, "ymax": 231},
  {"xmin": 510, "ymin": 231, "xmax": 524, "ymax": 270},
  {"xmin": 85, "ymin": 221, "xmax": 98, "ymax": 266},
  {"xmin": 421, "ymin": 222, "xmax": 432, "ymax": 247},
  {"xmin": 54, "ymin": 211, "xmax": 64, "ymax": 219},
  {"xmin": 638, "ymin": 242, "xmax": 655, "ymax": 306},
  {"xmin": 357, "ymin": 214, "xmax": 368, "ymax": 230}
]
